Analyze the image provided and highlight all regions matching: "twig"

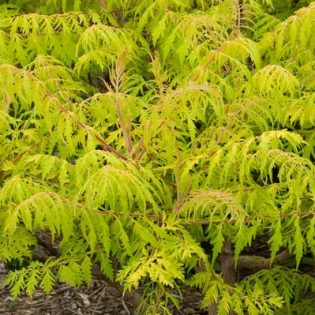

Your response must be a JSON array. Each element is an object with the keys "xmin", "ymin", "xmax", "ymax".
[
  {"xmin": 58, "ymin": 104, "xmax": 128, "ymax": 161},
  {"xmin": 121, "ymin": 293, "xmax": 131, "ymax": 315},
  {"xmin": 9, "ymin": 63, "xmax": 129, "ymax": 162},
  {"xmin": 235, "ymin": 0, "xmax": 243, "ymax": 36},
  {"xmin": 110, "ymin": 52, "xmax": 134, "ymax": 158}
]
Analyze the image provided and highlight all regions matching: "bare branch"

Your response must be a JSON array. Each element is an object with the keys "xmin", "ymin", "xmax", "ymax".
[{"xmin": 238, "ymin": 250, "xmax": 291, "ymax": 271}]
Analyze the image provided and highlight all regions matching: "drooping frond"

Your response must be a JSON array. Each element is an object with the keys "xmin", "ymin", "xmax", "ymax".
[
  {"xmin": 260, "ymin": 3, "xmax": 315, "ymax": 64},
  {"xmin": 178, "ymin": 188, "xmax": 245, "ymax": 223},
  {"xmin": 240, "ymin": 267, "xmax": 315, "ymax": 312},
  {"xmin": 250, "ymin": 64, "xmax": 300, "ymax": 96},
  {"xmin": 0, "ymin": 11, "xmax": 104, "ymax": 66},
  {"xmin": 75, "ymin": 24, "xmax": 146, "ymax": 78}
]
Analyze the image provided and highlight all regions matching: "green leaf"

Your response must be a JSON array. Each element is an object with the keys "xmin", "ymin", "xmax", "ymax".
[
  {"xmin": 81, "ymin": 256, "xmax": 92, "ymax": 285},
  {"xmin": 40, "ymin": 269, "xmax": 55, "ymax": 294}
]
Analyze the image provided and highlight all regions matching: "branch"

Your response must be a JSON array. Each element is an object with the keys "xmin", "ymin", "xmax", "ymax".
[
  {"xmin": 237, "ymin": 250, "xmax": 291, "ymax": 271},
  {"xmin": 111, "ymin": 51, "xmax": 134, "ymax": 158},
  {"xmin": 221, "ymin": 239, "xmax": 236, "ymax": 285},
  {"xmin": 192, "ymin": 36, "xmax": 241, "ymax": 82},
  {"xmin": 235, "ymin": 0, "xmax": 243, "ymax": 36},
  {"xmin": 9, "ymin": 65, "xmax": 129, "ymax": 162},
  {"xmin": 114, "ymin": 96, "xmax": 133, "ymax": 156},
  {"xmin": 209, "ymin": 240, "xmax": 236, "ymax": 315},
  {"xmin": 59, "ymin": 105, "xmax": 128, "ymax": 161}
]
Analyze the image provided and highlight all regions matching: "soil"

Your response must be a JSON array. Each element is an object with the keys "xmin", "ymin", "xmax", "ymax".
[{"xmin": 0, "ymin": 264, "xmax": 207, "ymax": 315}]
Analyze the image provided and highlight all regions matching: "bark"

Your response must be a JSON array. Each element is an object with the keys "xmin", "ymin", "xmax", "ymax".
[
  {"xmin": 208, "ymin": 303, "xmax": 218, "ymax": 315},
  {"xmin": 207, "ymin": 246, "xmax": 291, "ymax": 315},
  {"xmin": 220, "ymin": 240, "xmax": 236, "ymax": 285},
  {"xmin": 208, "ymin": 239, "xmax": 236, "ymax": 315},
  {"xmin": 237, "ymin": 250, "xmax": 291, "ymax": 271}
]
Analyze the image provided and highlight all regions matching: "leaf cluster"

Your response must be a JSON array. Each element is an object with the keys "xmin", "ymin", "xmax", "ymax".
[{"xmin": 0, "ymin": 1, "xmax": 314, "ymax": 314}]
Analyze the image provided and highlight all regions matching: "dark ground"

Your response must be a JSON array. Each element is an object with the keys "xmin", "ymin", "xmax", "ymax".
[{"xmin": 0, "ymin": 264, "xmax": 207, "ymax": 315}]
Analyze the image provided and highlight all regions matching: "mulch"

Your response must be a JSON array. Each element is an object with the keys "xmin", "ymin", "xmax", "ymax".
[{"xmin": 0, "ymin": 264, "xmax": 207, "ymax": 315}]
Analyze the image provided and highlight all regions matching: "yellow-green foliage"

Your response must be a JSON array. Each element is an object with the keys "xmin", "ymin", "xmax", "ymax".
[{"xmin": 0, "ymin": 0, "xmax": 315, "ymax": 314}]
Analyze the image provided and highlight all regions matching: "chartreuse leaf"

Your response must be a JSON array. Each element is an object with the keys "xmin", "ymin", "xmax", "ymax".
[{"xmin": 0, "ymin": 1, "xmax": 314, "ymax": 315}]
